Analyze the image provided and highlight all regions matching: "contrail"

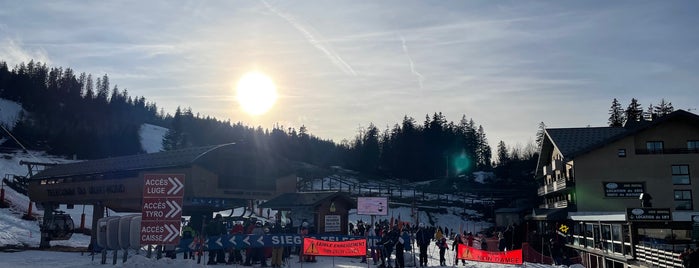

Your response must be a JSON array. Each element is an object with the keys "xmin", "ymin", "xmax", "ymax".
[
  {"xmin": 401, "ymin": 35, "xmax": 424, "ymax": 89},
  {"xmin": 261, "ymin": 0, "xmax": 357, "ymax": 76}
]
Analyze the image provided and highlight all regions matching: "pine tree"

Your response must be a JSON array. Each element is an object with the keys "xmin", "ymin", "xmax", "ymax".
[
  {"xmin": 645, "ymin": 103, "xmax": 654, "ymax": 121},
  {"xmin": 625, "ymin": 98, "xmax": 643, "ymax": 122},
  {"xmin": 496, "ymin": 141, "xmax": 509, "ymax": 166},
  {"xmin": 608, "ymin": 98, "xmax": 625, "ymax": 127},
  {"xmin": 476, "ymin": 125, "xmax": 492, "ymax": 170},
  {"xmin": 535, "ymin": 122, "xmax": 546, "ymax": 148},
  {"xmin": 653, "ymin": 98, "xmax": 674, "ymax": 117},
  {"xmin": 162, "ymin": 107, "xmax": 186, "ymax": 151}
]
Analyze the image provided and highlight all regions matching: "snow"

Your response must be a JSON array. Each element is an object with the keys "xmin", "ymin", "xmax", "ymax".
[
  {"xmin": 139, "ymin": 124, "xmax": 167, "ymax": 153},
  {"xmin": 0, "ymin": 98, "xmax": 22, "ymax": 129}
]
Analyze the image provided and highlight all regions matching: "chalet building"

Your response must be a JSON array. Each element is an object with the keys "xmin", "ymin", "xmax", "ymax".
[{"xmin": 532, "ymin": 110, "xmax": 699, "ymax": 268}]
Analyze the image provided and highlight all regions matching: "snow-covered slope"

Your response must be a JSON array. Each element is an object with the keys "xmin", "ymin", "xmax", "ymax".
[
  {"xmin": 0, "ymin": 98, "xmax": 22, "ymax": 129},
  {"xmin": 0, "ymin": 98, "xmax": 23, "ymax": 146},
  {"xmin": 139, "ymin": 124, "xmax": 167, "ymax": 153}
]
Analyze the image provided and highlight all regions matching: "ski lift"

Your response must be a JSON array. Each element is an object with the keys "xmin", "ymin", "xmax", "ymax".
[{"xmin": 44, "ymin": 211, "xmax": 75, "ymax": 241}]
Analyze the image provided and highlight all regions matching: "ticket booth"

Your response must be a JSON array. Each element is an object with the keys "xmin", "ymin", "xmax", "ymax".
[{"xmin": 261, "ymin": 191, "xmax": 355, "ymax": 235}]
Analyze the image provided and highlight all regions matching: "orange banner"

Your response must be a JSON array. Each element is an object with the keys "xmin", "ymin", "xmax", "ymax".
[
  {"xmin": 457, "ymin": 244, "xmax": 523, "ymax": 265},
  {"xmin": 303, "ymin": 237, "xmax": 366, "ymax": 257}
]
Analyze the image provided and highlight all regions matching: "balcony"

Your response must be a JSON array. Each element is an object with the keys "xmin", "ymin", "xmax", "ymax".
[
  {"xmin": 537, "ymin": 179, "xmax": 573, "ymax": 196},
  {"xmin": 539, "ymin": 200, "xmax": 573, "ymax": 209},
  {"xmin": 542, "ymin": 165, "xmax": 553, "ymax": 176},
  {"xmin": 636, "ymin": 148, "xmax": 699, "ymax": 155},
  {"xmin": 551, "ymin": 159, "xmax": 564, "ymax": 170}
]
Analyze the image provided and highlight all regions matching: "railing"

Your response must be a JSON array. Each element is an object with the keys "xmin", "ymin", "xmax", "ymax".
[
  {"xmin": 537, "ymin": 179, "xmax": 572, "ymax": 196},
  {"xmin": 635, "ymin": 244, "xmax": 683, "ymax": 268},
  {"xmin": 539, "ymin": 201, "xmax": 574, "ymax": 209},
  {"xmin": 2, "ymin": 174, "xmax": 29, "ymax": 196},
  {"xmin": 636, "ymin": 148, "xmax": 699, "ymax": 155}
]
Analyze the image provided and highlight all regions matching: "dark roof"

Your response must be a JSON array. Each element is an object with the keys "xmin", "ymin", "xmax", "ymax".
[
  {"xmin": 32, "ymin": 144, "xmax": 231, "ymax": 179},
  {"xmin": 260, "ymin": 191, "xmax": 354, "ymax": 209},
  {"xmin": 545, "ymin": 127, "xmax": 626, "ymax": 159},
  {"xmin": 546, "ymin": 110, "xmax": 699, "ymax": 160}
]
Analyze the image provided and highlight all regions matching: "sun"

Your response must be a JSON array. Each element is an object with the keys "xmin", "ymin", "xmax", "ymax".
[{"xmin": 235, "ymin": 71, "xmax": 278, "ymax": 116}]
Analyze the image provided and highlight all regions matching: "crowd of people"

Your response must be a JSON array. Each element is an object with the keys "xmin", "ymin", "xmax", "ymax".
[
  {"xmin": 350, "ymin": 219, "xmax": 520, "ymax": 268},
  {"xmin": 183, "ymin": 214, "xmax": 306, "ymax": 267},
  {"xmin": 181, "ymin": 214, "xmax": 522, "ymax": 268}
]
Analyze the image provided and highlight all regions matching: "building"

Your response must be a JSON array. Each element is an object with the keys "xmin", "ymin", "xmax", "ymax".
[
  {"xmin": 532, "ymin": 110, "xmax": 699, "ymax": 268},
  {"xmin": 28, "ymin": 142, "xmax": 296, "ymax": 248}
]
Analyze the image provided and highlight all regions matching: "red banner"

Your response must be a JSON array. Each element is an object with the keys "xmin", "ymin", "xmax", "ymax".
[
  {"xmin": 303, "ymin": 237, "xmax": 366, "ymax": 257},
  {"xmin": 457, "ymin": 244, "xmax": 523, "ymax": 265}
]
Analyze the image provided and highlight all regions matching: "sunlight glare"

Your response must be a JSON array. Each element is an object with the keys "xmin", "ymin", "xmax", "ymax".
[{"xmin": 235, "ymin": 71, "xmax": 278, "ymax": 116}]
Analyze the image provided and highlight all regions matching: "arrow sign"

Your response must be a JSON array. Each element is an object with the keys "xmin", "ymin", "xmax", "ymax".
[
  {"xmin": 165, "ymin": 200, "xmax": 182, "ymax": 218},
  {"xmin": 229, "ymin": 236, "xmax": 237, "ymax": 247},
  {"xmin": 143, "ymin": 174, "xmax": 185, "ymax": 198},
  {"xmin": 167, "ymin": 176, "xmax": 184, "ymax": 195},
  {"xmin": 141, "ymin": 198, "xmax": 183, "ymax": 220},
  {"xmin": 257, "ymin": 236, "xmax": 264, "ymax": 246},
  {"xmin": 141, "ymin": 174, "xmax": 185, "ymax": 246},
  {"xmin": 243, "ymin": 236, "xmax": 251, "ymax": 246},
  {"xmin": 140, "ymin": 221, "xmax": 182, "ymax": 245}
]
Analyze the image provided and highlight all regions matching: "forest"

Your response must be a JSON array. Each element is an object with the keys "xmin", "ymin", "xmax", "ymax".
[{"xmin": 0, "ymin": 60, "xmax": 538, "ymax": 182}]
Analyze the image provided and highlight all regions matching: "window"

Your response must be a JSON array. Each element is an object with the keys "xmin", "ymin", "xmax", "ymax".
[
  {"xmin": 672, "ymin": 165, "xmax": 690, "ymax": 185},
  {"xmin": 674, "ymin": 190, "xmax": 692, "ymax": 210},
  {"xmin": 689, "ymin": 140, "xmax": 699, "ymax": 152},
  {"xmin": 617, "ymin": 149, "xmax": 626, "ymax": 157},
  {"xmin": 646, "ymin": 141, "xmax": 663, "ymax": 153}
]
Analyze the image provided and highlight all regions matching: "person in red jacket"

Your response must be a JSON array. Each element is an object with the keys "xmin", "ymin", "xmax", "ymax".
[{"xmin": 228, "ymin": 222, "xmax": 244, "ymax": 264}]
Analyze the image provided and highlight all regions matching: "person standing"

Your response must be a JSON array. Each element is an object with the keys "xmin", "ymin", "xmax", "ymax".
[
  {"xmin": 394, "ymin": 227, "xmax": 409, "ymax": 268},
  {"xmin": 270, "ymin": 221, "xmax": 284, "ymax": 268},
  {"xmin": 245, "ymin": 221, "xmax": 267, "ymax": 266},
  {"xmin": 436, "ymin": 236, "xmax": 449, "ymax": 266},
  {"xmin": 227, "ymin": 222, "xmax": 244, "ymax": 264},
  {"xmin": 298, "ymin": 221, "xmax": 309, "ymax": 263},
  {"xmin": 415, "ymin": 223, "xmax": 431, "ymax": 267},
  {"xmin": 479, "ymin": 234, "xmax": 488, "ymax": 251},
  {"xmin": 452, "ymin": 232, "xmax": 466, "ymax": 266},
  {"xmin": 205, "ymin": 214, "xmax": 225, "ymax": 265},
  {"xmin": 181, "ymin": 222, "xmax": 196, "ymax": 259}
]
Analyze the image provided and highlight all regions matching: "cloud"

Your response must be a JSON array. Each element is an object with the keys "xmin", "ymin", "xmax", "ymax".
[
  {"xmin": 260, "ymin": 0, "xmax": 357, "ymax": 76},
  {"xmin": 400, "ymin": 35, "xmax": 424, "ymax": 90},
  {"xmin": 0, "ymin": 38, "xmax": 51, "ymax": 66}
]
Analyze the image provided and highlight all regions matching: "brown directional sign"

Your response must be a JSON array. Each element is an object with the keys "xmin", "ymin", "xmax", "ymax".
[
  {"xmin": 142, "ymin": 198, "xmax": 183, "ymax": 221},
  {"xmin": 141, "ymin": 174, "xmax": 185, "ymax": 245}
]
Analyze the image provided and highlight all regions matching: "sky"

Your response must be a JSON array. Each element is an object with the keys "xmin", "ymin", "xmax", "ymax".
[{"xmin": 1, "ymin": 1, "xmax": 698, "ymax": 148}]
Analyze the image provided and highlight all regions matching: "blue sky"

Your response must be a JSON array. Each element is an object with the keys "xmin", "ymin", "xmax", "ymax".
[{"xmin": 1, "ymin": 1, "xmax": 697, "ymax": 149}]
